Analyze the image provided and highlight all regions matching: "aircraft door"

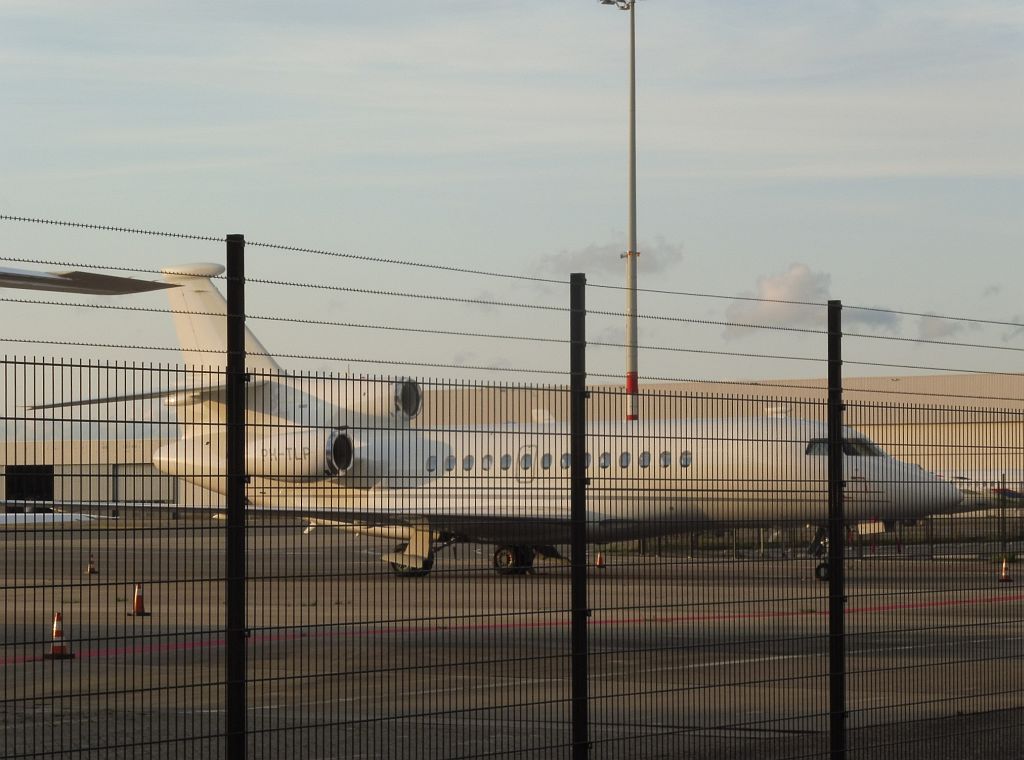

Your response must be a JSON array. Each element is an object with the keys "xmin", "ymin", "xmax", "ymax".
[{"xmin": 844, "ymin": 462, "xmax": 887, "ymax": 514}]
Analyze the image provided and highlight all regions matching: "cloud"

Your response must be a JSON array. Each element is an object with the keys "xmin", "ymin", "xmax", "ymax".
[
  {"xmin": 590, "ymin": 324, "xmax": 624, "ymax": 347},
  {"xmin": 535, "ymin": 237, "xmax": 684, "ymax": 279},
  {"xmin": 916, "ymin": 314, "xmax": 968, "ymax": 341},
  {"xmin": 723, "ymin": 263, "xmax": 902, "ymax": 338},
  {"xmin": 1000, "ymin": 314, "xmax": 1024, "ymax": 344},
  {"xmin": 841, "ymin": 306, "xmax": 905, "ymax": 331},
  {"xmin": 723, "ymin": 263, "xmax": 828, "ymax": 337},
  {"xmin": 465, "ymin": 290, "xmax": 498, "ymax": 313},
  {"xmin": 451, "ymin": 350, "xmax": 478, "ymax": 366}
]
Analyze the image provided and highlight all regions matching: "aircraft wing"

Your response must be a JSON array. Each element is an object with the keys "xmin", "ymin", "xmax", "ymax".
[
  {"xmin": 28, "ymin": 380, "xmax": 268, "ymax": 411},
  {"xmin": 0, "ymin": 509, "xmax": 108, "ymax": 526},
  {"xmin": 0, "ymin": 266, "xmax": 175, "ymax": 295}
]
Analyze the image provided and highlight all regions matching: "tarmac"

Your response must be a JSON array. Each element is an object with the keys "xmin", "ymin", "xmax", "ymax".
[{"xmin": 2, "ymin": 518, "xmax": 1023, "ymax": 759}]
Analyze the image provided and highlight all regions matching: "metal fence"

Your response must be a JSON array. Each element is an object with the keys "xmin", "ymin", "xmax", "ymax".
[{"xmin": 2, "ymin": 227, "xmax": 1023, "ymax": 760}]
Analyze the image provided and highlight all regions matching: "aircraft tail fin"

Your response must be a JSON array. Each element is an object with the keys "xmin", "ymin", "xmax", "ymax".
[{"xmin": 161, "ymin": 264, "xmax": 281, "ymax": 373}]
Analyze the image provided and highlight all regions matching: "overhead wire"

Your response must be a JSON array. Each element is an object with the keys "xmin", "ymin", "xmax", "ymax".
[
  {"xmin": 4, "ymin": 213, "xmax": 1023, "ymax": 331},
  {"xmin": 4, "ymin": 336, "xmax": 1023, "ymax": 403}
]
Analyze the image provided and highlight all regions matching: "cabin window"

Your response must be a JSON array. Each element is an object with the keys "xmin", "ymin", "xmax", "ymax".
[
  {"xmin": 680, "ymin": 451, "xmax": 692, "ymax": 468},
  {"xmin": 520, "ymin": 453, "xmax": 533, "ymax": 470},
  {"xmin": 463, "ymin": 455, "xmax": 475, "ymax": 471},
  {"xmin": 659, "ymin": 451, "xmax": 671, "ymax": 468},
  {"xmin": 560, "ymin": 453, "xmax": 571, "ymax": 469},
  {"xmin": 599, "ymin": 452, "xmax": 611, "ymax": 469},
  {"xmin": 500, "ymin": 454, "xmax": 512, "ymax": 470},
  {"xmin": 639, "ymin": 452, "xmax": 651, "ymax": 468},
  {"xmin": 585, "ymin": 453, "xmax": 592, "ymax": 468},
  {"xmin": 426, "ymin": 456, "xmax": 437, "ymax": 472},
  {"xmin": 444, "ymin": 455, "xmax": 456, "ymax": 472},
  {"xmin": 541, "ymin": 453, "xmax": 552, "ymax": 470},
  {"xmin": 482, "ymin": 454, "xmax": 493, "ymax": 471},
  {"xmin": 619, "ymin": 452, "xmax": 631, "ymax": 468}
]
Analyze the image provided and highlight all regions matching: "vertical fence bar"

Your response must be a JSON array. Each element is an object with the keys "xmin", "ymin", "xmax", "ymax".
[
  {"xmin": 225, "ymin": 234, "xmax": 247, "ymax": 760},
  {"xmin": 569, "ymin": 272, "xmax": 589, "ymax": 760},
  {"xmin": 826, "ymin": 299, "xmax": 846, "ymax": 759}
]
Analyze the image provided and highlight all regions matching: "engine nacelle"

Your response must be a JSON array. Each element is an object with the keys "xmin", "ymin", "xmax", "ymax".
[
  {"xmin": 245, "ymin": 428, "xmax": 354, "ymax": 480},
  {"xmin": 339, "ymin": 378, "xmax": 422, "ymax": 423}
]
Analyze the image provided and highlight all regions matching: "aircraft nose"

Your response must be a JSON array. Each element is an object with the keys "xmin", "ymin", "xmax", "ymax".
[
  {"xmin": 908, "ymin": 470, "xmax": 963, "ymax": 515},
  {"xmin": 933, "ymin": 479, "xmax": 962, "ymax": 514},
  {"xmin": 937, "ymin": 479, "xmax": 964, "ymax": 512},
  {"xmin": 883, "ymin": 465, "xmax": 962, "ymax": 517}
]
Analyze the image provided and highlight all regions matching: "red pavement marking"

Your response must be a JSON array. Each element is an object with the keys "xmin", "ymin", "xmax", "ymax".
[{"xmin": 5, "ymin": 592, "xmax": 1022, "ymax": 667}]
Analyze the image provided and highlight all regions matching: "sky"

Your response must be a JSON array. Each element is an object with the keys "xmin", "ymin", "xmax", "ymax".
[{"xmin": 1, "ymin": 0, "xmax": 1022, "ymax": 389}]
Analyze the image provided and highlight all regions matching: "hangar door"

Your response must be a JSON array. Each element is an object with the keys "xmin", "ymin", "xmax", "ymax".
[{"xmin": 4, "ymin": 465, "xmax": 55, "ymax": 502}]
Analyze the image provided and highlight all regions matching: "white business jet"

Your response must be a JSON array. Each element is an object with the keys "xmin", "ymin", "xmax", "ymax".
[{"xmin": 15, "ymin": 264, "xmax": 962, "ymax": 574}]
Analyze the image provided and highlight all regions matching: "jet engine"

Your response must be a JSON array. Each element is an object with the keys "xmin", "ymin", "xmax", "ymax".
[
  {"xmin": 244, "ymin": 428, "xmax": 354, "ymax": 480},
  {"xmin": 338, "ymin": 378, "xmax": 422, "ymax": 423}
]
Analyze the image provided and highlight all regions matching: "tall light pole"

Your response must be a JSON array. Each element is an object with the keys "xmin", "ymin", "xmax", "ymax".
[{"xmin": 600, "ymin": 0, "xmax": 639, "ymax": 422}]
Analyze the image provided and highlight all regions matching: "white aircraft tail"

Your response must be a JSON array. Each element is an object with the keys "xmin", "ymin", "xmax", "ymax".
[{"xmin": 161, "ymin": 263, "xmax": 281, "ymax": 373}]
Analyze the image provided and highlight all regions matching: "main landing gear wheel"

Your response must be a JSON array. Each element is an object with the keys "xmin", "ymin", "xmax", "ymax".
[
  {"xmin": 814, "ymin": 562, "xmax": 830, "ymax": 582},
  {"xmin": 389, "ymin": 542, "xmax": 434, "ymax": 577},
  {"xmin": 493, "ymin": 546, "xmax": 535, "ymax": 575}
]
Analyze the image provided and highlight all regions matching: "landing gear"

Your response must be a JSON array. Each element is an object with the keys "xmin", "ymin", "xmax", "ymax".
[
  {"xmin": 388, "ymin": 542, "xmax": 435, "ymax": 577},
  {"xmin": 808, "ymin": 527, "xmax": 831, "ymax": 582},
  {"xmin": 806, "ymin": 526, "xmax": 828, "ymax": 559},
  {"xmin": 493, "ymin": 545, "xmax": 535, "ymax": 575}
]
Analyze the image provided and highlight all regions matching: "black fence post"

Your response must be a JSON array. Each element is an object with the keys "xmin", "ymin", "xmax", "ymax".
[
  {"xmin": 569, "ymin": 273, "xmax": 589, "ymax": 760},
  {"xmin": 225, "ymin": 234, "xmax": 247, "ymax": 760},
  {"xmin": 827, "ymin": 299, "xmax": 846, "ymax": 759}
]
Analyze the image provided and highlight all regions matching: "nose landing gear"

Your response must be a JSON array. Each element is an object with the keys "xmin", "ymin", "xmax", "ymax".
[{"xmin": 808, "ymin": 526, "xmax": 831, "ymax": 582}]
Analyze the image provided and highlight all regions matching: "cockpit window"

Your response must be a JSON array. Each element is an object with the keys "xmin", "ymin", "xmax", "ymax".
[
  {"xmin": 805, "ymin": 439, "xmax": 829, "ymax": 456},
  {"xmin": 805, "ymin": 437, "xmax": 886, "ymax": 456},
  {"xmin": 847, "ymin": 438, "xmax": 885, "ymax": 456}
]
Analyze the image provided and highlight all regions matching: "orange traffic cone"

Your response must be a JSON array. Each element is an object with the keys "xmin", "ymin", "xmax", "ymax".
[
  {"xmin": 998, "ymin": 558, "xmax": 1013, "ymax": 584},
  {"xmin": 42, "ymin": 612, "xmax": 74, "ymax": 660},
  {"xmin": 127, "ymin": 583, "xmax": 152, "ymax": 617},
  {"xmin": 84, "ymin": 554, "xmax": 98, "ymax": 576},
  {"xmin": 595, "ymin": 551, "xmax": 607, "ymax": 569}
]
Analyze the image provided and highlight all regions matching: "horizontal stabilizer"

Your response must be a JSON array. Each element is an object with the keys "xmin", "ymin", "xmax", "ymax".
[{"xmin": 28, "ymin": 380, "xmax": 267, "ymax": 411}]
